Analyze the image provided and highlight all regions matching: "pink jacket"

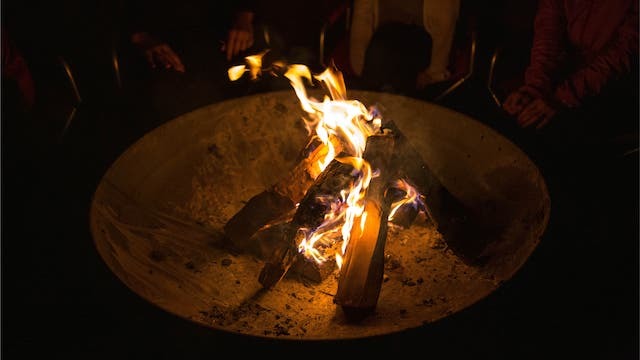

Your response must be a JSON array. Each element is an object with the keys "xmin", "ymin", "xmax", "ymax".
[{"xmin": 523, "ymin": 0, "xmax": 638, "ymax": 108}]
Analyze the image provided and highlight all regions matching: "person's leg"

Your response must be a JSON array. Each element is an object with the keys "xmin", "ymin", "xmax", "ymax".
[{"xmin": 422, "ymin": 0, "xmax": 460, "ymax": 84}]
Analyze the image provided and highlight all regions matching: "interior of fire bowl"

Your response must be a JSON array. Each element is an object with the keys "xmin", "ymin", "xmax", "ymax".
[{"xmin": 90, "ymin": 89, "xmax": 550, "ymax": 340}]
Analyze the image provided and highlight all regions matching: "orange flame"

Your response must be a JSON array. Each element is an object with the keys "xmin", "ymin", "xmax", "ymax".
[
  {"xmin": 228, "ymin": 65, "xmax": 247, "ymax": 81},
  {"xmin": 228, "ymin": 54, "xmax": 425, "ymax": 270}
]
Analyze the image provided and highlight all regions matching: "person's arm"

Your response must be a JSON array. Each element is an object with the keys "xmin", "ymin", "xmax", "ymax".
[
  {"xmin": 521, "ymin": 0, "xmax": 567, "ymax": 99},
  {"xmin": 131, "ymin": 32, "xmax": 185, "ymax": 72},
  {"xmin": 553, "ymin": 0, "xmax": 639, "ymax": 108},
  {"xmin": 503, "ymin": 0, "xmax": 565, "ymax": 119},
  {"xmin": 126, "ymin": 0, "xmax": 185, "ymax": 72},
  {"xmin": 220, "ymin": 0, "xmax": 258, "ymax": 61},
  {"xmin": 224, "ymin": 10, "xmax": 255, "ymax": 61}
]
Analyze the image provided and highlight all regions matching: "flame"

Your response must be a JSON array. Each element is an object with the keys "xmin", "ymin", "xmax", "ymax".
[
  {"xmin": 228, "ymin": 65, "xmax": 247, "ymax": 81},
  {"xmin": 314, "ymin": 66, "xmax": 347, "ymax": 101},
  {"xmin": 227, "ymin": 51, "xmax": 270, "ymax": 81},
  {"xmin": 228, "ymin": 55, "xmax": 426, "ymax": 270},
  {"xmin": 335, "ymin": 157, "xmax": 372, "ymax": 256},
  {"xmin": 245, "ymin": 51, "xmax": 268, "ymax": 80},
  {"xmin": 388, "ymin": 179, "xmax": 425, "ymax": 221}
]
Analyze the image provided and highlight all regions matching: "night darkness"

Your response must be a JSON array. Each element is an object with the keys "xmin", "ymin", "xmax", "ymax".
[{"xmin": 2, "ymin": 0, "xmax": 638, "ymax": 358}]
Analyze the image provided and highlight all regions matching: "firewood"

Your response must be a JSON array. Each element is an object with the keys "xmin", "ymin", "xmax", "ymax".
[
  {"xmin": 289, "ymin": 256, "xmax": 337, "ymax": 284},
  {"xmin": 248, "ymin": 217, "xmax": 339, "ymax": 283},
  {"xmin": 333, "ymin": 134, "xmax": 396, "ymax": 320},
  {"xmin": 224, "ymin": 137, "xmax": 342, "ymax": 253},
  {"xmin": 272, "ymin": 137, "xmax": 335, "ymax": 203},
  {"xmin": 384, "ymin": 120, "xmax": 493, "ymax": 265},
  {"xmin": 224, "ymin": 190, "xmax": 295, "ymax": 254},
  {"xmin": 259, "ymin": 156, "xmax": 357, "ymax": 288},
  {"xmin": 384, "ymin": 120, "xmax": 446, "ymax": 225},
  {"xmin": 386, "ymin": 183, "xmax": 423, "ymax": 229},
  {"xmin": 244, "ymin": 213, "xmax": 295, "ymax": 259},
  {"xmin": 256, "ymin": 223, "xmax": 300, "ymax": 288}
]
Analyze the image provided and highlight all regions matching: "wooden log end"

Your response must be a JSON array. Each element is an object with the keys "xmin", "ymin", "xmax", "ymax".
[
  {"xmin": 290, "ymin": 257, "xmax": 337, "ymax": 283},
  {"xmin": 223, "ymin": 189, "xmax": 295, "ymax": 253}
]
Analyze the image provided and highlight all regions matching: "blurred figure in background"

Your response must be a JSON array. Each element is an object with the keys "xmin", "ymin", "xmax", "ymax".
[
  {"xmin": 502, "ymin": 0, "xmax": 638, "ymax": 139},
  {"xmin": 121, "ymin": 0, "xmax": 260, "ymax": 125},
  {"xmin": 252, "ymin": 0, "xmax": 329, "ymax": 69},
  {"xmin": 128, "ymin": 1, "xmax": 257, "ymax": 72},
  {"xmin": 348, "ymin": 0, "xmax": 460, "ymax": 94},
  {"xmin": 2, "ymin": 27, "xmax": 37, "ymax": 158},
  {"xmin": 2, "ymin": 28, "xmax": 36, "ymax": 112}
]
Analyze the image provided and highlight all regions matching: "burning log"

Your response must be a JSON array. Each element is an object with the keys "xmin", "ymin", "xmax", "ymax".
[
  {"xmin": 385, "ymin": 120, "xmax": 493, "ymax": 265},
  {"xmin": 243, "ymin": 214, "xmax": 294, "ymax": 260},
  {"xmin": 223, "ymin": 190, "xmax": 295, "ymax": 254},
  {"xmin": 249, "ymin": 216, "xmax": 340, "ymax": 284},
  {"xmin": 258, "ymin": 155, "xmax": 356, "ymax": 288},
  {"xmin": 386, "ymin": 179, "xmax": 425, "ymax": 229},
  {"xmin": 224, "ymin": 137, "xmax": 341, "ymax": 254},
  {"xmin": 333, "ymin": 133, "xmax": 396, "ymax": 320}
]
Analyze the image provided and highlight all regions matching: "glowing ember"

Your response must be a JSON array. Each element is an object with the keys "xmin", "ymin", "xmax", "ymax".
[{"xmin": 229, "ymin": 53, "xmax": 424, "ymax": 268}]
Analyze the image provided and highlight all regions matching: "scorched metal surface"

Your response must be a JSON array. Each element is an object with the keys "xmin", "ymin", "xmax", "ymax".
[{"xmin": 89, "ymin": 90, "xmax": 549, "ymax": 340}]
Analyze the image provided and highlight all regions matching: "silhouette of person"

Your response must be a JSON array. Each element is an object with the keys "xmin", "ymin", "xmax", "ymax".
[{"xmin": 503, "ymin": 0, "xmax": 638, "ymax": 132}]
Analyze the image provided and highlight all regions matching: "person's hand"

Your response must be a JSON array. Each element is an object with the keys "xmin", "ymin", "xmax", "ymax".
[
  {"xmin": 517, "ymin": 98, "xmax": 558, "ymax": 129},
  {"xmin": 502, "ymin": 87, "xmax": 534, "ymax": 116},
  {"xmin": 223, "ymin": 11, "xmax": 255, "ymax": 61},
  {"xmin": 131, "ymin": 32, "xmax": 185, "ymax": 73}
]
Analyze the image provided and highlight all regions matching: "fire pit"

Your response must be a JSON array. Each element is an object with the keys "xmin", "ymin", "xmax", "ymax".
[{"xmin": 90, "ymin": 87, "xmax": 549, "ymax": 340}]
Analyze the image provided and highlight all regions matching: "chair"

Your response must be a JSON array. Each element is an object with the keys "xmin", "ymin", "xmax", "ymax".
[
  {"xmin": 54, "ymin": 56, "xmax": 83, "ymax": 140},
  {"xmin": 424, "ymin": 13, "xmax": 478, "ymax": 102},
  {"xmin": 319, "ymin": 0, "xmax": 353, "ymax": 69},
  {"xmin": 8, "ymin": 50, "xmax": 83, "ymax": 144},
  {"xmin": 29, "ymin": 55, "xmax": 83, "ymax": 143},
  {"xmin": 486, "ymin": 44, "xmax": 530, "ymax": 108}
]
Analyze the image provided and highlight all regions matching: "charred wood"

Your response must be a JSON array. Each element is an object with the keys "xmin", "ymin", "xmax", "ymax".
[
  {"xmin": 384, "ymin": 120, "xmax": 496, "ymax": 265},
  {"xmin": 259, "ymin": 156, "xmax": 356, "ymax": 288},
  {"xmin": 224, "ymin": 137, "xmax": 340, "ymax": 253}
]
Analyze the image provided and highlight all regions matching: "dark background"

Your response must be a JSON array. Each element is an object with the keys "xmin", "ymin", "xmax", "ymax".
[{"xmin": 2, "ymin": 0, "xmax": 638, "ymax": 358}]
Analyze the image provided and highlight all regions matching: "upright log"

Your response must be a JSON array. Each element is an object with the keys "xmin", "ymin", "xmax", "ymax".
[{"xmin": 333, "ymin": 133, "xmax": 396, "ymax": 320}]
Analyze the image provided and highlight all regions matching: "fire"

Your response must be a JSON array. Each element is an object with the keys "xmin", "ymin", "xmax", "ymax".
[
  {"xmin": 388, "ymin": 179, "xmax": 425, "ymax": 221},
  {"xmin": 227, "ymin": 65, "xmax": 246, "ymax": 81},
  {"xmin": 229, "ymin": 53, "xmax": 423, "ymax": 269},
  {"xmin": 284, "ymin": 65, "xmax": 380, "ymax": 173}
]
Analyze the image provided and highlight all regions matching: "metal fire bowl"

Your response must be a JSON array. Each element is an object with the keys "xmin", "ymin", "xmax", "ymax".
[{"xmin": 90, "ymin": 90, "xmax": 549, "ymax": 340}]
